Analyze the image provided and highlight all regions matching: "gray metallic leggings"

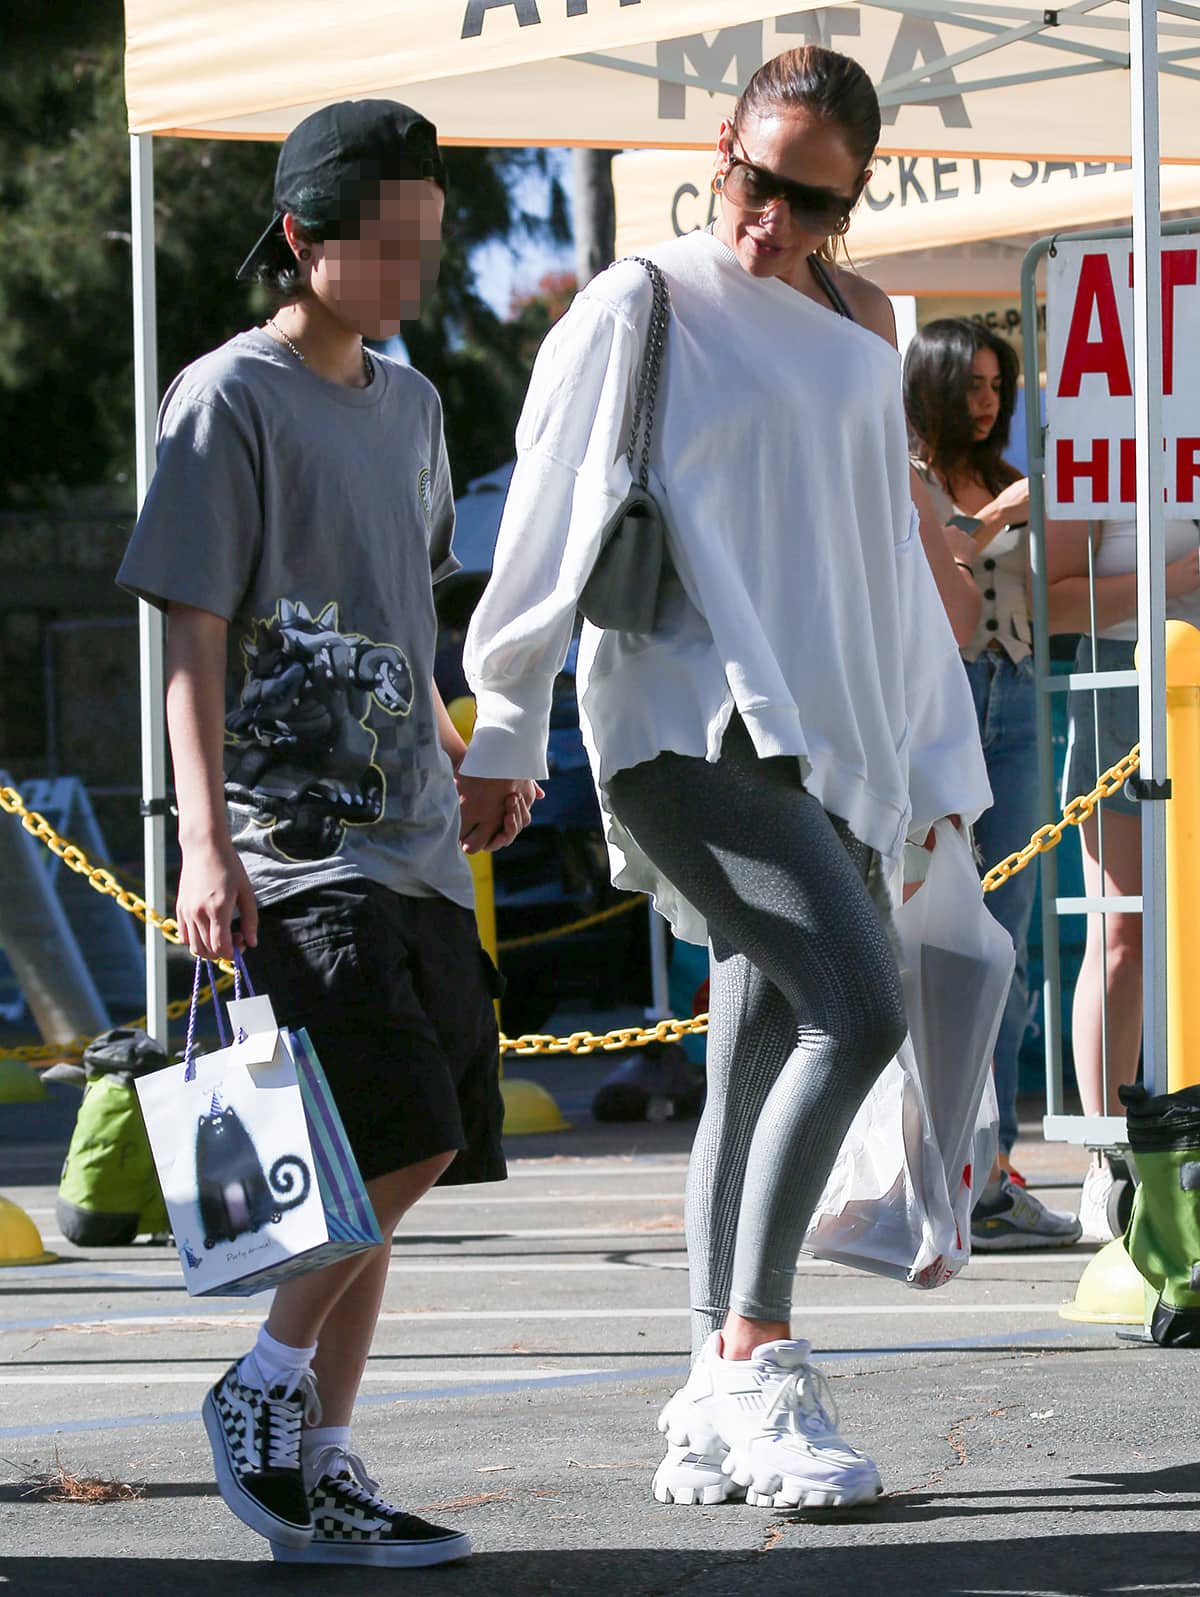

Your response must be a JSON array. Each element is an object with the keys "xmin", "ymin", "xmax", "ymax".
[{"xmin": 608, "ymin": 717, "xmax": 907, "ymax": 1355}]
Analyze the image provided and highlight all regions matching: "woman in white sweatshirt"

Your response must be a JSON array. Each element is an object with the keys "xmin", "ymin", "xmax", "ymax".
[{"xmin": 458, "ymin": 47, "xmax": 990, "ymax": 1509}]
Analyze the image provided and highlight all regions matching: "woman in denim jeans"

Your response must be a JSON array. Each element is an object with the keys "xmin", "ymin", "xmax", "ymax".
[{"xmin": 905, "ymin": 317, "xmax": 1082, "ymax": 1250}]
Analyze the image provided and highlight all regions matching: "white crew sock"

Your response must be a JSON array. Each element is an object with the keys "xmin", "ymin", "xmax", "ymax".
[
  {"xmin": 238, "ymin": 1324, "xmax": 317, "ymax": 1395},
  {"xmin": 302, "ymin": 1426, "xmax": 352, "ymax": 1464}
]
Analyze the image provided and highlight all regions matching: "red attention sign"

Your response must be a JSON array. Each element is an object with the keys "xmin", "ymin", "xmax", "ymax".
[{"xmin": 1046, "ymin": 234, "xmax": 1200, "ymax": 516}]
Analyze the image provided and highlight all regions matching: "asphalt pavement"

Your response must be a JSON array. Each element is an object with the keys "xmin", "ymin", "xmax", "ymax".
[{"xmin": 2, "ymin": 1055, "xmax": 1199, "ymax": 1597}]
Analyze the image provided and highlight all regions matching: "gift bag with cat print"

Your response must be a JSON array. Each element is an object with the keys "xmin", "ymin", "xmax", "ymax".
[{"xmin": 137, "ymin": 959, "xmax": 382, "ymax": 1297}]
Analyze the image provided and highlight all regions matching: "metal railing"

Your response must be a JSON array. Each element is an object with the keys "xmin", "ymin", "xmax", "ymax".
[{"xmin": 1022, "ymin": 217, "xmax": 1200, "ymax": 1147}]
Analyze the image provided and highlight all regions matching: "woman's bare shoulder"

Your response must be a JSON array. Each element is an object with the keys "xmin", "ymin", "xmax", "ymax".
[{"xmin": 832, "ymin": 266, "xmax": 897, "ymax": 349}]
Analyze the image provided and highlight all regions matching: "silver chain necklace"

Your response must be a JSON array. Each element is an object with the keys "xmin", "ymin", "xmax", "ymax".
[{"xmin": 266, "ymin": 319, "xmax": 373, "ymax": 386}]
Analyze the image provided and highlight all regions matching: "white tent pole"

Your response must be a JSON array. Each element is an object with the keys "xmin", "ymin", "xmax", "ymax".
[
  {"xmin": 1129, "ymin": 0, "xmax": 1169, "ymax": 1097},
  {"xmin": 130, "ymin": 131, "xmax": 169, "ymax": 1046}
]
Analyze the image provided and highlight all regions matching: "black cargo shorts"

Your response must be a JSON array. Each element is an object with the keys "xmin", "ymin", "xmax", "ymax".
[{"xmin": 244, "ymin": 880, "xmax": 506, "ymax": 1186}]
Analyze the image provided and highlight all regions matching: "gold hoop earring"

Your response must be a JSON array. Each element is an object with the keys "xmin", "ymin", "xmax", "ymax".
[{"xmin": 711, "ymin": 173, "xmax": 725, "ymax": 195}]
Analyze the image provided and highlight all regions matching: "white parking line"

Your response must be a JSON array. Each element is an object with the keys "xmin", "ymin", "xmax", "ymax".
[
  {"xmin": 3, "ymin": 1303, "xmax": 1065, "ymax": 1333},
  {"xmin": 4, "ymin": 1253, "xmax": 1091, "ymax": 1282}
]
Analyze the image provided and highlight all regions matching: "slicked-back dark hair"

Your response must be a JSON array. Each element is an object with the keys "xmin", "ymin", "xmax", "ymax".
[
  {"xmin": 732, "ymin": 46, "xmax": 881, "ymax": 168},
  {"xmin": 903, "ymin": 317, "xmax": 1021, "ymax": 497}
]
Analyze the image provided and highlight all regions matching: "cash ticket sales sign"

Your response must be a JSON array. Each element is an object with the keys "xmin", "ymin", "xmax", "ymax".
[{"xmin": 1046, "ymin": 234, "xmax": 1200, "ymax": 517}]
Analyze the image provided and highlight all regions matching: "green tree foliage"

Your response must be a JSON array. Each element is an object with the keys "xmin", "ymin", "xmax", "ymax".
[{"xmin": 0, "ymin": 2, "xmax": 569, "ymax": 506}]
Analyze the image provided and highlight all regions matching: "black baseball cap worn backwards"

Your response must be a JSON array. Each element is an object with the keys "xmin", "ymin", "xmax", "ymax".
[{"xmin": 236, "ymin": 99, "xmax": 447, "ymax": 282}]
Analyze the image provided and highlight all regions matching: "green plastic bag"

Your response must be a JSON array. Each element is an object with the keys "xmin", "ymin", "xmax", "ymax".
[
  {"xmin": 1121, "ymin": 1082, "xmax": 1200, "ymax": 1347},
  {"xmin": 56, "ymin": 1028, "xmax": 169, "ymax": 1246}
]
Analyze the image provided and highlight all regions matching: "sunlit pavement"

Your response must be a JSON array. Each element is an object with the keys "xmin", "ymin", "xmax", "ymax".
[{"xmin": 2, "ymin": 1055, "xmax": 1198, "ymax": 1597}]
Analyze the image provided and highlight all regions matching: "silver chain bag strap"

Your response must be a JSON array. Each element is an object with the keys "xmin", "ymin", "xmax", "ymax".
[{"xmin": 578, "ymin": 257, "xmax": 673, "ymax": 634}]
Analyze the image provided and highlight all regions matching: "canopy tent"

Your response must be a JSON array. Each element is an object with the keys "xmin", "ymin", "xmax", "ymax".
[
  {"xmin": 125, "ymin": 0, "xmax": 1200, "ymax": 160},
  {"xmin": 123, "ymin": 0, "xmax": 1183, "ymax": 1091}
]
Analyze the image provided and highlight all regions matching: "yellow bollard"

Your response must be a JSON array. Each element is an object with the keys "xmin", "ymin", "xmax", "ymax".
[
  {"xmin": 1162, "ymin": 620, "xmax": 1200, "ymax": 1092},
  {"xmin": 446, "ymin": 696, "xmax": 569, "ymax": 1135}
]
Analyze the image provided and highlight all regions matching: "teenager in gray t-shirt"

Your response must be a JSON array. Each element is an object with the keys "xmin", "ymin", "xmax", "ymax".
[
  {"xmin": 116, "ymin": 100, "xmax": 539, "ymax": 1570},
  {"xmin": 120, "ymin": 328, "xmax": 474, "ymax": 913}
]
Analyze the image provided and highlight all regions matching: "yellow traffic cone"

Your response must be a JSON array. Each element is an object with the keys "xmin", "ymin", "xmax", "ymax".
[
  {"xmin": 1060, "ymin": 1237, "xmax": 1146, "ymax": 1325},
  {"xmin": 0, "ymin": 1195, "xmax": 57, "ymax": 1266}
]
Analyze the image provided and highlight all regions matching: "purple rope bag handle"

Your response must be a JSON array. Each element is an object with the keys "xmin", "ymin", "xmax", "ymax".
[{"xmin": 182, "ymin": 953, "xmax": 255, "ymax": 1080}]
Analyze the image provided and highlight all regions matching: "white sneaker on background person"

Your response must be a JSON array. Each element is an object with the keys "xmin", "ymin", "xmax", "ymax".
[
  {"xmin": 1078, "ymin": 1155, "xmax": 1117, "ymax": 1244},
  {"xmin": 655, "ymin": 1334, "xmax": 882, "ymax": 1509},
  {"xmin": 970, "ymin": 1172, "xmax": 1083, "ymax": 1250}
]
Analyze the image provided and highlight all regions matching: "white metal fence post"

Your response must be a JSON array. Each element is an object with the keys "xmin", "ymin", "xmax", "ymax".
[
  {"xmin": 130, "ymin": 132, "xmax": 169, "ymax": 1047},
  {"xmin": 1129, "ymin": 0, "xmax": 1169, "ymax": 1098}
]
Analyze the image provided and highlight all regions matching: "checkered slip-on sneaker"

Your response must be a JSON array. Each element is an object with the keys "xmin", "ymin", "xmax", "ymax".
[
  {"xmin": 201, "ymin": 1361, "xmax": 319, "ymax": 1547},
  {"xmin": 270, "ymin": 1448, "xmax": 471, "ymax": 1568}
]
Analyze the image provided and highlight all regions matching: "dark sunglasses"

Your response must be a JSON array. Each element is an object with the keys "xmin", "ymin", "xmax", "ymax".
[{"xmin": 721, "ymin": 143, "xmax": 858, "ymax": 231}]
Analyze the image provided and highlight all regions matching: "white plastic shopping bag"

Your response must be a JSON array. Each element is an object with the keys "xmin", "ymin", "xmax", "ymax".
[
  {"xmin": 137, "ymin": 959, "xmax": 382, "ymax": 1297},
  {"xmin": 803, "ymin": 819, "xmax": 1012, "ymax": 1288}
]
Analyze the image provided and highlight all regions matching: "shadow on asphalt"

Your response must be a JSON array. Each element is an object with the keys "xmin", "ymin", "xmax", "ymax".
[{"xmin": 2, "ymin": 1534, "xmax": 1200, "ymax": 1596}]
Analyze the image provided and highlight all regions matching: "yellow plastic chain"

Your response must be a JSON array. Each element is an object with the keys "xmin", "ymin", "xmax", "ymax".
[{"xmin": 0, "ymin": 744, "xmax": 1141, "ymax": 1063}]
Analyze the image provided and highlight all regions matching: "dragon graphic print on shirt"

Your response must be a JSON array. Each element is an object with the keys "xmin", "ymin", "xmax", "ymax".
[{"xmin": 224, "ymin": 599, "xmax": 415, "ymax": 863}]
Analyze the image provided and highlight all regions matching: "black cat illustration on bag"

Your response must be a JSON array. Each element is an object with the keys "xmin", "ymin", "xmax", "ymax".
[{"xmin": 195, "ymin": 1093, "xmax": 312, "ymax": 1248}]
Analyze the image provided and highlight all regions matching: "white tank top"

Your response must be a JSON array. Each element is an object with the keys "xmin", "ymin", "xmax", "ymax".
[{"xmin": 1092, "ymin": 517, "xmax": 1200, "ymax": 640}]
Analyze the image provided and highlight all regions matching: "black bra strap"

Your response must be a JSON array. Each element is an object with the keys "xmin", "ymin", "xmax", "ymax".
[{"xmin": 807, "ymin": 254, "xmax": 856, "ymax": 323}]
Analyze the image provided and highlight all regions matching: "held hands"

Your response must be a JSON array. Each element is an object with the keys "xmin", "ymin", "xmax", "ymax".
[
  {"xmin": 457, "ymin": 775, "xmax": 545, "ymax": 854},
  {"xmin": 175, "ymin": 837, "xmax": 259, "ymax": 961}
]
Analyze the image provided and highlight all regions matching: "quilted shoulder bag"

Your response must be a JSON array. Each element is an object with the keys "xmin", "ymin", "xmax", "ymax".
[{"xmin": 578, "ymin": 257, "xmax": 672, "ymax": 634}]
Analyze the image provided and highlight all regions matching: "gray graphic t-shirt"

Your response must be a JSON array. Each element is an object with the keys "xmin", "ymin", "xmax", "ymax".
[{"xmin": 118, "ymin": 329, "xmax": 473, "ymax": 912}]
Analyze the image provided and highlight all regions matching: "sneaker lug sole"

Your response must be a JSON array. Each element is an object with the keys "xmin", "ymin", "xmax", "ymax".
[
  {"xmin": 970, "ymin": 1230, "xmax": 1082, "ymax": 1252},
  {"xmin": 652, "ymin": 1478, "xmax": 740, "ymax": 1506},
  {"xmin": 723, "ymin": 1447, "xmax": 883, "ymax": 1510},
  {"xmin": 743, "ymin": 1480, "xmax": 884, "ymax": 1509},
  {"xmin": 202, "ymin": 1389, "xmax": 313, "ymax": 1549}
]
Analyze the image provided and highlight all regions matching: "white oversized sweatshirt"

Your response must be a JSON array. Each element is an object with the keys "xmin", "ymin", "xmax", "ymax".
[{"xmin": 462, "ymin": 228, "xmax": 991, "ymax": 944}]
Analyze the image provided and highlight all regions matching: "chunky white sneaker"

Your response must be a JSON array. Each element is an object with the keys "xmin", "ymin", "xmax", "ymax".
[
  {"xmin": 657, "ymin": 1335, "xmax": 882, "ymax": 1510},
  {"xmin": 1078, "ymin": 1156, "xmax": 1116, "ymax": 1244},
  {"xmin": 652, "ymin": 1442, "xmax": 743, "ymax": 1506},
  {"xmin": 201, "ymin": 1362, "xmax": 319, "ymax": 1547},
  {"xmin": 271, "ymin": 1447, "xmax": 470, "ymax": 1568}
]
